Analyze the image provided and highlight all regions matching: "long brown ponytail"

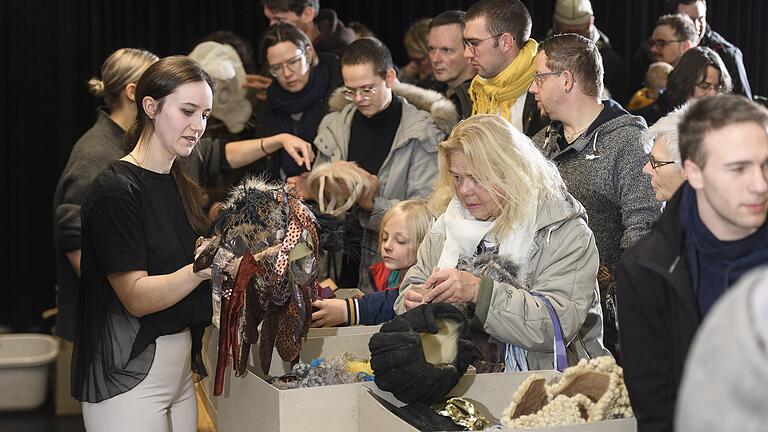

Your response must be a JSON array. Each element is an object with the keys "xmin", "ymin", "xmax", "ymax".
[{"xmin": 126, "ymin": 56, "xmax": 215, "ymax": 234}]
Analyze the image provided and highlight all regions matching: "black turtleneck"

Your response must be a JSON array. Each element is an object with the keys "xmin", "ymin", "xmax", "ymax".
[{"xmin": 348, "ymin": 96, "xmax": 402, "ymax": 175}]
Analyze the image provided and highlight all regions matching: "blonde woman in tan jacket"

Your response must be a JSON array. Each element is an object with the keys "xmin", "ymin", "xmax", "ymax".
[{"xmin": 395, "ymin": 114, "xmax": 610, "ymax": 372}]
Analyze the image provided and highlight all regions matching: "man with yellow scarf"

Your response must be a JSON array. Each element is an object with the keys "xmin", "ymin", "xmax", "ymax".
[{"xmin": 459, "ymin": 0, "xmax": 548, "ymax": 137}]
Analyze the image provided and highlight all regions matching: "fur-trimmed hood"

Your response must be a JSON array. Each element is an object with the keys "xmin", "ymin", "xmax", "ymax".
[{"xmin": 327, "ymin": 82, "xmax": 459, "ymax": 135}]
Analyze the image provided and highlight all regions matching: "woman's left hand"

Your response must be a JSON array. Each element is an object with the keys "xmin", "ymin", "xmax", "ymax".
[
  {"xmin": 279, "ymin": 133, "xmax": 314, "ymax": 170},
  {"xmin": 424, "ymin": 268, "xmax": 481, "ymax": 304}
]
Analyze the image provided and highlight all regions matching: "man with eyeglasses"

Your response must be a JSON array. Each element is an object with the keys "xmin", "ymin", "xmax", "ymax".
[
  {"xmin": 291, "ymin": 37, "xmax": 456, "ymax": 291},
  {"xmin": 530, "ymin": 34, "xmax": 658, "ymax": 275},
  {"xmin": 457, "ymin": 0, "xmax": 547, "ymax": 137},
  {"xmin": 630, "ymin": 13, "xmax": 698, "ymax": 94},
  {"xmin": 617, "ymin": 95, "xmax": 768, "ymax": 432},
  {"xmin": 649, "ymin": 14, "xmax": 699, "ymax": 67},
  {"xmin": 529, "ymin": 34, "xmax": 659, "ymax": 360},
  {"xmin": 670, "ymin": 0, "xmax": 752, "ymax": 99}
]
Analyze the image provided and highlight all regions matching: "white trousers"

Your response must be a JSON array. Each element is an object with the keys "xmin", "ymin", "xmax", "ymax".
[{"xmin": 82, "ymin": 330, "xmax": 196, "ymax": 432}]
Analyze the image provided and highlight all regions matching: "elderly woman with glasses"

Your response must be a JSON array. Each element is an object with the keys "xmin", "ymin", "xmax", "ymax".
[
  {"xmin": 260, "ymin": 21, "xmax": 344, "ymax": 177},
  {"xmin": 633, "ymin": 46, "xmax": 732, "ymax": 127},
  {"xmin": 643, "ymin": 105, "xmax": 690, "ymax": 203}
]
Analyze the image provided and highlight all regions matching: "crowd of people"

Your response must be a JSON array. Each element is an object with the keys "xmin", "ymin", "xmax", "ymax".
[{"xmin": 53, "ymin": 0, "xmax": 767, "ymax": 431}]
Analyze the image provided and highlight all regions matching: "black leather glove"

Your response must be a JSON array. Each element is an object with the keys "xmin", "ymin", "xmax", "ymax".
[{"xmin": 369, "ymin": 303, "xmax": 473, "ymax": 404}]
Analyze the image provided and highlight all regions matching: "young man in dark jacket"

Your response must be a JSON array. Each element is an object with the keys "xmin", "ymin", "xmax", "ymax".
[{"xmin": 617, "ymin": 95, "xmax": 768, "ymax": 432}]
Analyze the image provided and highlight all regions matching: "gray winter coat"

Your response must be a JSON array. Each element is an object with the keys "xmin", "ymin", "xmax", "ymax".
[
  {"xmin": 532, "ymin": 100, "xmax": 660, "ymax": 272},
  {"xmin": 394, "ymin": 193, "xmax": 610, "ymax": 370},
  {"xmin": 676, "ymin": 266, "xmax": 768, "ymax": 432},
  {"xmin": 314, "ymin": 83, "xmax": 458, "ymax": 292}
]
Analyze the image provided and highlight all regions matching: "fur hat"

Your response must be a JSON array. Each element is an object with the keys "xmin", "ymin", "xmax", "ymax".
[
  {"xmin": 554, "ymin": 0, "xmax": 594, "ymax": 26},
  {"xmin": 189, "ymin": 41, "xmax": 252, "ymax": 133}
]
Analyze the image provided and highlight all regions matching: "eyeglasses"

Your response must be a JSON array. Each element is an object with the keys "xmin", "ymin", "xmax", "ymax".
[
  {"xmin": 267, "ymin": 51, "xmax": 306, "ymax": 77},
  {"xmin": 463, "ymin": 33, "xmax": 504, "ymax": 54},
  {"xmin": 341, "ymin": 85, "xmax": 377, "ymax": 101},
  {"xmin": 695, "ymin": 80, "xmax": 726, "ymax": 93},
  {"xmin": 648, "ymin": 154, "xmax": 679, "ymax": 169},
  {"xmin": 532, "ymin": 71, "xmax": 563, "ymax": 87},
  {"xmin": 648, "ymin": 38, "xmax": 685, "ymax": 49}
]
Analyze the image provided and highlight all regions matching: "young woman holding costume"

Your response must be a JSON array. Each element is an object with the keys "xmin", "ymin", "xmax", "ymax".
[{"xmin": 73, "ymin": 56, "xmax": 216, "ymax": 431}]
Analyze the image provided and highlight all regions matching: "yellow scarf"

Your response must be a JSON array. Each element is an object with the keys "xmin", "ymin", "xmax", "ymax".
[{"xmin": 469, "ymin": 39, "xmax": 538, "ymax": 119}]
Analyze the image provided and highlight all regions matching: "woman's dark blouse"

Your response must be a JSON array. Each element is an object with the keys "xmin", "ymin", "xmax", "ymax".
[{"xmin": 72, "ymin": 160, "xmax": 211, "ymax": 403}]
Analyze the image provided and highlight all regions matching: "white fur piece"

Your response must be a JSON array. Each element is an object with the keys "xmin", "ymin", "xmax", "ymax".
[
  {"xmin": 419, "ymin": 318, "xmax": 461, "ymax": 365},
  {"xmin": 327, "ymin": 82, "xmax": 459, "ymax": 134}
]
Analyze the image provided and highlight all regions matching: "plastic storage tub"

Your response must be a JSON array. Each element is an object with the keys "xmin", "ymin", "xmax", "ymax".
[{"xmin": 0, "ymin": 333, "xmax": 59, "ymax": 411}]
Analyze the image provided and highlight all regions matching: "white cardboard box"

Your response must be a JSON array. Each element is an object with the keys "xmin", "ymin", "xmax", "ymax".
[
  {"xmin": 358, "ymin": 371, "xmax": 637, "ymax": 432},
  {"xmin": 202, "ymin": 324, "xmax": 380, "ymax": 431}
]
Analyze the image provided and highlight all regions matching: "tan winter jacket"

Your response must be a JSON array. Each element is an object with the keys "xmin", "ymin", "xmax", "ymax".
[
  {"xmin": 313, "ymin": 82, "xmax": 458, "ymax": 292},
  {"xmin": 395, "ymin": 193, "xmax": 611, "ymax": 369}
]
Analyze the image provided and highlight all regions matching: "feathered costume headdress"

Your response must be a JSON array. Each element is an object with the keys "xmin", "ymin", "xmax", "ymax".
[{"xmin": 194, "ymin": 177, "xmax": 321, "ymax": 396}]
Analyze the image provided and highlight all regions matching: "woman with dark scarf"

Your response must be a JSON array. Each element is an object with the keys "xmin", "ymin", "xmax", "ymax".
[{"xmin": 262, "ymin": 21, "xmax": 343, "ymax": 178}]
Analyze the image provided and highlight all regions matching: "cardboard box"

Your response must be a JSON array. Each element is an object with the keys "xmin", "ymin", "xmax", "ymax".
[
  {"xmin": 249, "ymin": 324, "xmax": 381, "ymax": 377},
  {"xmin": 202, "ymin": 324, "xmax": 381, "ymax": 431},
  {"xmin": 216, "ymin": 366, "xmax": 361, "ymax": 432},
  {"xmin": 358, "ymin": 372, "xmax": 637, "ymax": 432}
]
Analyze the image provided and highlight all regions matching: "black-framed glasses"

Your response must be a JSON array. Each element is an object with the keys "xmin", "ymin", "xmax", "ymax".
[
  {"xmin": 648, "ymin": 38, "xmax": 685, "ymax": 49},
  {"xmin": 649, "ymin": 154, "xmax": 679, "ymax": 169},
  {"xmin": 695, "ymin": 80, "xmax": 726, "ymax": 93},
  {"xmin": 532, "ymin": 71, "xmax": 564, "ymax": 87},
  {"xmin": 267, "ymin": 51, "xmax": 306, "ymax": 77},
  {"xmin": 342, "ymin": 85, "xmax": 377, "ymax": 101},
  {"xmin": 463, "ymin": 33, "xmax": 504, "ymax": 54}
]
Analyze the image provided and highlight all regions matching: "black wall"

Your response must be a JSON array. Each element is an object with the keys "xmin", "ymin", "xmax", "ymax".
[{"xmin": 3, "ymin": 0, "xmax": 767, "ymax": 330}]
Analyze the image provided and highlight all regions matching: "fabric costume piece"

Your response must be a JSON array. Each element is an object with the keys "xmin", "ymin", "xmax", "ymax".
[
  {"xmin": 468, "ymin": 39, "xmax": 537, "ymax": 120},
  {"xmin": 306, "ymin": 160, "xmax": 374, "ymax": 217},
  {"xmin": 369, "ymin": 303, "xmax": 473, "ymax": 404},
  {"xmin": 501, "ymin": 356, "xmax": 633, "ymax": 428},
  {"xmin": 194, "ymin": 178, "xmax": 321, "ymax": 395},
  {"xmin": 189, "ymin": 41, "xmax": 252, "ymax": 134}
]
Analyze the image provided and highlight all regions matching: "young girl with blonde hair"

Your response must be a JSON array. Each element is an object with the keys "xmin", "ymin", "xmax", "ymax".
[{"xmin": 311, "ymin": 199, "xmax": 433, "ymax": 326}]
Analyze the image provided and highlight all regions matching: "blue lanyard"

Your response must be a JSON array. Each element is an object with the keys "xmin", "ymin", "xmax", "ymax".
[{"xmin": 529, "ymin": 291, "xmax": 568, "ymax": 372}]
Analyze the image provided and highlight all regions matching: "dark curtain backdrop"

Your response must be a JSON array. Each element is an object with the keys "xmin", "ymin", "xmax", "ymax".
[{"xmin": 3, "ymin": 0, "xmax": 766, "ymax": 330}]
